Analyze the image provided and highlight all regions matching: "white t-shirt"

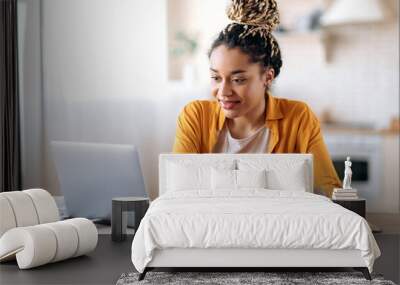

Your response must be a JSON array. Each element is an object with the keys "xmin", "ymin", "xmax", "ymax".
[{"xmin": 213, "ymin": 123, "xmax": 270, "ymax": 153}]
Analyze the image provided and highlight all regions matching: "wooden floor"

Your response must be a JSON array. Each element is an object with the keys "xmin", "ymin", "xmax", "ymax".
[
  {"xmin": 0, "ymin": 235, "xmax": 134, "ymax": 285},
  {"xmin": 1, "ymin": 218, "xmax": 399, "ymax": 285},
  {"xmin": 367, "ymin": 213, "xmax": 400, "ymax": 234}
]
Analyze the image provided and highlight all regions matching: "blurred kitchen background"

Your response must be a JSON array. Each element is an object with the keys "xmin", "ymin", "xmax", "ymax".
[{"xmin": 18, "ymin": 0, "xmax": 399, "ymax": 215}]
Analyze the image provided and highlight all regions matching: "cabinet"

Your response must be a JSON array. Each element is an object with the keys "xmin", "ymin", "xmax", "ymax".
[
  {"xmin": 381, "ymin": 135, "xmax": 400, "ymax": 213},
  {"xmin": 332, "ymin": 198, "xmax": 366, "ymax": 218}
]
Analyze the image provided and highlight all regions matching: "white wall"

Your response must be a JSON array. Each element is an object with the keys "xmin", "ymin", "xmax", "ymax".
[
  {"xmin": 18, "ymin": 0, "xmax": 44, "ymax": 190},
  {"xmin": 40, "ymin": 0, "xmax": 168, "ymax": 199},
  {"xmin": 168, "ymin": 0, "xmax": 229, "ymax": 82}
]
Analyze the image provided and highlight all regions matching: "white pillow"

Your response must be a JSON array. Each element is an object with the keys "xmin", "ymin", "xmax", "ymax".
[
  {"xmin": 237, "ymin": 169, "xmax": 267, "ymax": 189},
  {"xmin": 166, "ymin": 158, "xmax": 236, "ymax": 192},
  {"xmin": 211, "ymin": 168, "xmax": 236, "ymax": 190},
  {"xmin": 266, "ymin": 166, "xmax": 307, "ymax": 191},
  {"xmin": 167, "ymin": 162, "xmax": 211, "ymax": 191},
  {"xmin": 238, "ymin": 158, "xmax": 308, "ymax": 191},
  {"xmin": 211, "ymin": 169, "xmax": 267, "ymax": 190}
]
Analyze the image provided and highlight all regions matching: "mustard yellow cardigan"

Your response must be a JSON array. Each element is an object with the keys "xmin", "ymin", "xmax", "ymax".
[{"xmin": 172, "ymin": 94, "xmax": 341, "ymax": 197}]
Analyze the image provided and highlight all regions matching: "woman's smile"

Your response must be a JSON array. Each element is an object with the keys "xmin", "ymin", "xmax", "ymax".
[{"xmin": 219, "ymin": 99, "xmax": 241, "ymax": 110}]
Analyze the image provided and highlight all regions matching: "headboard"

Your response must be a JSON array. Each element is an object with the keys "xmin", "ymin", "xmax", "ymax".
[{"xmin": 159, "ymin": 153, "xmax": 313, "ymax": 196}]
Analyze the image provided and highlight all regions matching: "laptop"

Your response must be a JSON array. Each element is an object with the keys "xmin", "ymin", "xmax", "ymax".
[{"xmin": 51, "ymin": 141, "xmax": 147, "ymax": 223}]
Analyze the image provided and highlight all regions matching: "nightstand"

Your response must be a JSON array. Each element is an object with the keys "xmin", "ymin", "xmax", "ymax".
[
  {"xmin": 332, "ymin": 198, "xmax": 382, "ymax": 233},
  {"xmin": 332, "ymin": 198, "xmax": 366, "ymax": 218},
  {"xmin": 111, "ymin": 197, "xmax": 149, "ymax": 242}
]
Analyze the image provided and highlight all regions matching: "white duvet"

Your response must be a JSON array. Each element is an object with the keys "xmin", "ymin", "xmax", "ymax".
[{"xmin": 131, "ymin": 190, "xmax": 380, "ymax": 273}]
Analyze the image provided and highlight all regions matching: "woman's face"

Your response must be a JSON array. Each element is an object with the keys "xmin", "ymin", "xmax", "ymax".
[{"xmin": 209, "ymin": 45, "xmax": 274, "ymax": 119}]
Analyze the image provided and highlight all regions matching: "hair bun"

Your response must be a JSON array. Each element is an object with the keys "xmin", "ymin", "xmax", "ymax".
[{"xmin": 226, "ymin": 0, "xmax": 280, "ymax": 33}]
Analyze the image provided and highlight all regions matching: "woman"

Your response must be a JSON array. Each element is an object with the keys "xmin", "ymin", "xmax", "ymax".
[{"xmin": 173, "ymin": 0, "xmax": 341, "ymax": 197}]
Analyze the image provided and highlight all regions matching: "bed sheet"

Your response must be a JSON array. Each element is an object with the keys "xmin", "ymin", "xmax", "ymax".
[{"xmin": 131, "ymin": 190, "xmax": 380, "ymax": 273}]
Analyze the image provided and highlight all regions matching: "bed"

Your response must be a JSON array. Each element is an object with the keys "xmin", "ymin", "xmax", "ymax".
[{"xmin": 131, "ymin": 154, "xmax": 380, "ymax": 281}]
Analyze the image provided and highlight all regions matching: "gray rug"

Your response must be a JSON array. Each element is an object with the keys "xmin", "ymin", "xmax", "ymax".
[{"xmin": 116, "ymin": 271, "xmax": 396, "ymax": 285}]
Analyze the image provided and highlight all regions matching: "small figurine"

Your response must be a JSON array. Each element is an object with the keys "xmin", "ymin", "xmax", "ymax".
[{"xmin": 342, "ymin": 156, "xmax": 352, "ymax": 189}]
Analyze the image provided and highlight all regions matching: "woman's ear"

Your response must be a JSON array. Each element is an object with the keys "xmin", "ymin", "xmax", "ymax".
[{"xmin": 263, "ymin": 67, "xmax": 275, "ymax": 88}]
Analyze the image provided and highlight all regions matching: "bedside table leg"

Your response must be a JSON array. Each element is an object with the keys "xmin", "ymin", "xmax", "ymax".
[{"xmin": 112, "ymin": 201, "xmax": 125, "ymax": 242}]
